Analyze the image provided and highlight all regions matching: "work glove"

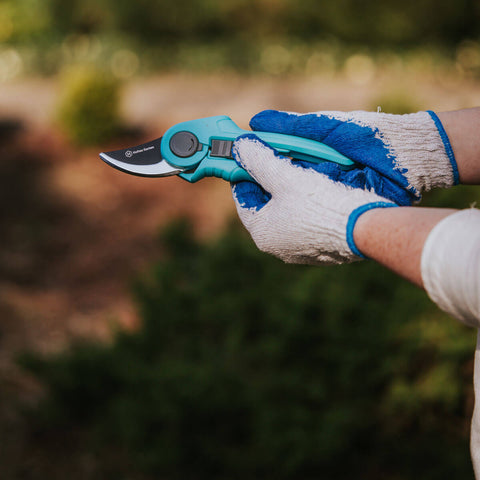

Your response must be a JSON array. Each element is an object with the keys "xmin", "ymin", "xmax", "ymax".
[
  {"xmin": 231, "ymin": 134, "xmax": 396, "ymax": 265},
  {"xmin": 249, "ymin": 109, "xmax": 459, "ymax": 206}
]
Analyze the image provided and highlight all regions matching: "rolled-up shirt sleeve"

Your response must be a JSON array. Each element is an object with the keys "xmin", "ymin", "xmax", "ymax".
[
  {"xmin": 421, "ymin": 208, "xmax": 480, "ymax": 327},
  {"xmin": 421, "ymin": 208, "xmax": 480, "ymax": 478}
]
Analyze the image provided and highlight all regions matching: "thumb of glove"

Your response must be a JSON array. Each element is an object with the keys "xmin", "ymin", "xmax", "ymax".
[{"xmin": 233, "ymin": 134, "xmax": 294, "ymax": 194}]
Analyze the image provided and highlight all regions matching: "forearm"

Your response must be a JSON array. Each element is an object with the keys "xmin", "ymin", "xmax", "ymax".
[
  {"xmin": 351, "ymin": 107, "xmax": 480, "ymax": 289},
  {"xmin": 437, "ymin": 107, "xmax": 480, "ymax": 184},
  {"xmin": 353, "ymin": 207, "xmax": 457, "ymax": 287}
]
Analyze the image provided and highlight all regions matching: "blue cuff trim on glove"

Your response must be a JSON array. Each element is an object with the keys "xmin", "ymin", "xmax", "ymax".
[
  {"xmin": 426, "ymin": 110, "xmax": 459, "ymax": 185},
  {"xmin": 346, "ymin": 202, "xmax": 398, "ymax": 258}
]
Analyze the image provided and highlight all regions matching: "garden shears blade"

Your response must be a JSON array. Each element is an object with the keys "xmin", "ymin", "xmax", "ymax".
[
  {"xmin": 99, "ymin": 137, "xmax": 184, "ymax": 177},
  {"xmin": 99, "ymin": 115, "xmax": 355, "ymax": 183}
]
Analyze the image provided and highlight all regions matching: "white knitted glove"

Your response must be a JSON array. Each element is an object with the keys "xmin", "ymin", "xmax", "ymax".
[
  {"xmin": 249, "ymin": 110, "xmax": 459, "ymax": 205},
  {"xmin": 231, "ymin": 134, "xmax": 396, "ymax": 265}
]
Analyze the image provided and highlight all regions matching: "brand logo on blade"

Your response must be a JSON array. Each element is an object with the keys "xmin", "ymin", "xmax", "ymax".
[{"xmin": 125, "ymin": 146, "xmax": 155, "ymax": 158}]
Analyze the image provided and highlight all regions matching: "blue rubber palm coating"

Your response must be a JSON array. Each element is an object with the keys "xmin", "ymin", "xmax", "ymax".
[{"xmin": 160, "ymin": 116, "xmax": 354, "ymax": 183}]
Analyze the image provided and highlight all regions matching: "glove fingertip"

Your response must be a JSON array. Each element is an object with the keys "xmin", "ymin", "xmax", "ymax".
[
  {"xmin": 249, "ymin": 109, "xmax": 288, "ymax": 132},
  {"xmin": 231, "ymin": 180, "xmax": 271, "ymax": 212}
]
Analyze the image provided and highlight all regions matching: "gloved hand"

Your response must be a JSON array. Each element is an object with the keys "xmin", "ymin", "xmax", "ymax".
[
  {"xmin": 231, "ymin": 134, "xmax": 396, "ymax": 265},
  {"xmin": 249, "ymin": 109, "xmax": 459, "ymax": 206}
]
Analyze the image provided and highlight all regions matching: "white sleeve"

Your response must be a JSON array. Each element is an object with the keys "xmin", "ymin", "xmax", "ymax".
[
  {"xmin": 472, "ymin": 332, "xmax": 480, "ymax": 479},
  {"xmin": 421, "ymin": 208, "xmax": 480, "ymax": 478},
  {"xmin": 421, "ymin": 208, "xmax": 480, "ymax": 328}
]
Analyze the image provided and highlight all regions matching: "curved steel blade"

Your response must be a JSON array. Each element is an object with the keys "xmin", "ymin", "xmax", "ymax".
[{"xmin": 99, "ymin": 137, "xmax": 184, "ymax": 177}]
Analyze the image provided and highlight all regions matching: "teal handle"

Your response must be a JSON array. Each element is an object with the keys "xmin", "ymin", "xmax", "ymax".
[
  {"xmin": 255, "ymin": 131, "xmax": 353, "ymax": 166},
  {"xmin": 179, "ymin": 159, "xmax": 254, "ymax": 183},
  {"xmin": 162, "ymin": 116, "xmax": 354, "ymax": 183}
]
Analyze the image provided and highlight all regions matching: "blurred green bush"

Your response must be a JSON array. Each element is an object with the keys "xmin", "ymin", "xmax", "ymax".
[
  {"xmin": 3, "ymin": 0, "xmax": 480, "ymax": 75},
  {"xmin": 370, "ymin": 89, "xmax": 422, "ymax": 114},
  {"xmin": 5, "ymin": 0, "xmax": 479, "ymax": 48},
  {"xmin": 55, "ymin": 65, "xmax": 122, "ymax": 145},
  {"xmin": 21, "ymin": 214, "xmax": 477, "ymax": 479}
]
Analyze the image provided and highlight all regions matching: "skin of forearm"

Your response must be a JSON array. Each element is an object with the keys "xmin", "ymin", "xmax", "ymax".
[
  {"xmin": 352, "ymin": 107, "xmax": 479, "ymax": 287},
  {"xmin": 437, "ymin": 108, "xmax": 480, "ymax": 184},
  {"xmin": 353, "ymin": 207, "xmax": 456, "ymax": 288}
]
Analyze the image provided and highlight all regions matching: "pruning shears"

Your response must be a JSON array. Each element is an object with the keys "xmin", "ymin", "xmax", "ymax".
[{"xmin": 99, "ymin": 115, "xmax": 354, "ymax": 182}]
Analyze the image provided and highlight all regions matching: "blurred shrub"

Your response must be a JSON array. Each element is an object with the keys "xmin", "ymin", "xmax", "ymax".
[
  {"xmin": 21, "ymin": 216, "xmax": 476, "ymax": 479},
  {"xmin": 4, "ymin": 0, "xmax": 480, "ymax": 76},
  {"xmin": 283, "ymin": 0, "xmax": 479, "ymax": 47},
  {"xmin": 56, "ymin": 65, "xmax": 122, "ymax": 145},
  {"xmin": 370, "ymin": 89, "xmax": 422, "ymax": 114},
  {"xmin": 9, "ymin": 0, "xmax": 480, "ymax": 48}
]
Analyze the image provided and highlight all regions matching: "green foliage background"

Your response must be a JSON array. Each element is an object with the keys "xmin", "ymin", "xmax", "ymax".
[
  {"xmin": 4, "ymin": 0, "xmax": 479, "ymax": 47},
  {"xmin": 3, "ymin": 0, "xmax": 480, "ymax": 477},
  {"xmin": 2, "ymin": 0, "xmax": 480, "ymax": 74},
  {"xmin": 21, "ymin": 184, "xmax": 480, "ymax": 479}
]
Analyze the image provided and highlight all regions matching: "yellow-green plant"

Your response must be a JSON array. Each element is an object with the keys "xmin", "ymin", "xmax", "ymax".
[
  {"xmin": 56, "ymin": 66, "xmax": 122, "ymax": 145},
  {"xmin": 370, "ymin": 89, "xmax": 421, "ymax": 114}
]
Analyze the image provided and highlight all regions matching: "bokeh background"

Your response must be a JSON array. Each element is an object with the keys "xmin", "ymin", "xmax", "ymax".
[{"xmin": 1, "ymin": 1, "xmax": 480, "ymax": 478}]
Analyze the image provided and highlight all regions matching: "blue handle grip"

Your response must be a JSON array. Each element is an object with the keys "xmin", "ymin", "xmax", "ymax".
[{"xmin": 161, "ymin": 116, "xmax": 354, "ymax": 183}]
